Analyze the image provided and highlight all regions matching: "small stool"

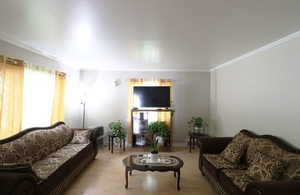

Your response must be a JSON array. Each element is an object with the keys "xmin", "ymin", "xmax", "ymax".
[{"xmin": 108, "ymin": 134, "xmax": 126, "ymax": 153}]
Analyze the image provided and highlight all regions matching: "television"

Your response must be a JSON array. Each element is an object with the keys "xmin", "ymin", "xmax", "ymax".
[{"xmin": 133, "ymin": 86, "xmax": 170, "ymax": 108}]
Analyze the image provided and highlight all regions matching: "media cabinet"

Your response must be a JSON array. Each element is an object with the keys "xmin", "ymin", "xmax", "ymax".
[{"xmin": 130, "ymin": 108, "xmax": 174, "ymax": 149}]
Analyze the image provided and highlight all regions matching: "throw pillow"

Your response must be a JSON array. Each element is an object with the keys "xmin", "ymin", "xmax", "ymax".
[
  {"xmin": 221, "ymin": 140, "xmax": 247, "ymax": 164},
  {"xmin": 70, "ymin": 130, "xmax": 91, "ymax": 144},
  {"xmin": 247, "ymin": 152, "xmax": 284, "ymax": 181},
  {"xmin": 246, "ymin": 138, "xmax": 286, "ymax": 165},
  {"xmin": 221, "ymin": 131, "xmax": 252, "ymax": 164},
  {"xmin": 232, "ymin": 131, "xmax": 253, "ymax": 146}
]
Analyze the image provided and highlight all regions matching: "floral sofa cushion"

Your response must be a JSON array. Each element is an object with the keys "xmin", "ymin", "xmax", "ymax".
[
  {"xmin": 32, "ymin": 144, "xmax": 88, "ymax": 180},
  {"xmin": 222, "ymin": 169, "xmax": 254, "ymax": 192},
  {"xmin": 204, "ymin": 154, "xmax": 241, "ymax": 169},
  {"xmin": 0, "ymin": 124, "xmax": 74, "ymax": 164},
  {"xmin": 282, "ymin": 152, "xmax": 300, "ymax": 180},
  {"xmin": 246, "ymin": 138, "xmax": 286, "ymax": 165},
  {"xmin": 247, "ymin": 152, "xmax": 284, "ymax": 182}
]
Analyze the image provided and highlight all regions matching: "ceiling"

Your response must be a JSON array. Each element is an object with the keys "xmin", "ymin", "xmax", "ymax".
[{"xmin": 0, "ymin": 0, "xmax": 300, "ymax": 71}]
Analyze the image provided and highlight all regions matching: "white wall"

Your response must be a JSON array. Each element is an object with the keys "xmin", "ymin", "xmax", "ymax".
[
  {"xmin": 0, "ymin": 39, "xmax": 82, "ymax": 128},
  {"xmin": 210, "ymin": 34, "xmax": 300, "ymax": 147},
  {"xmin": 81, "ymin": 71, "xmax": 210, "ymax": 143}
]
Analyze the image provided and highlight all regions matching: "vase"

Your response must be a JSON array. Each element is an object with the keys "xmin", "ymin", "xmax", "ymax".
[
  {"xmin": 150, "ymin": 152, "xmax": 159, "ymax": 162},
  {"xmin": 193, "ymin": 127, "xmax": 200, "ymax": 133}
]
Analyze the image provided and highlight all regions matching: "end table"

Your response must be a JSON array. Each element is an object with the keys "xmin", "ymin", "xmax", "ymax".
[
  {"xmin": 108, "ymin": 134, "xmax": 126, "ymax": 153},
  {"xmin": 189, "ymin": 132, "xmax": 208, "ymax": 152}
]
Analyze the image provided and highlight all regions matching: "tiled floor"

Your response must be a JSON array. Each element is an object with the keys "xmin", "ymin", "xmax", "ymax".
[{"xmin": 64, "ymin": 147, "xmax": 217, "ymax": 195}]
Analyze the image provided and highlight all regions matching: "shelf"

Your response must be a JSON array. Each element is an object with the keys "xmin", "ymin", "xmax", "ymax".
[
  {"xmin": 132, "ymin": 108, "xmax": 175, "ymax": 112},
  {"xmin": 130, "ymin": 109, "xmax": 174, "ymax": 147}
]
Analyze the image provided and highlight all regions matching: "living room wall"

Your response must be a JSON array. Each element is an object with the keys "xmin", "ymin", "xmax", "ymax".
[
  {"xmin": 210, "ymin": 33, "xmax": 300, "ymax": 146},
  {"xmin": 80, "ymin": 71, "xmax": 210, "ymax": 144},
  {"xmin": 0, "ymin": 39, "xmax": 82, "ymax": 128}
]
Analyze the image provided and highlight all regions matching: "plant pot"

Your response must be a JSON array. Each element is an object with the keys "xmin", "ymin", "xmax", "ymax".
[{"xmin": 193, "ymin": 127, "xmax": 200, "ymax": 133}]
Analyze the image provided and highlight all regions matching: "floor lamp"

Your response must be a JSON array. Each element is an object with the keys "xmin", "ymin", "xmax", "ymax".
[{"xmin": 81, "ymin": 92, "xmax": 86, "ymax": 128}]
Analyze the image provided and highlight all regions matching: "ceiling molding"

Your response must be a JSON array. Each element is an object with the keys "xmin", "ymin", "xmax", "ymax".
[
  {"xmin": 0, "ymin": 32, "xmax": 209, "ymax": 72},
  {"xmin": 81, "ymin": 67, "xmax": 210, "ymax": 72},
  {"xmin": 210, "ymin": 30, "xmax": 300, "ymax": 72},
  {"xmin": 0, "ymin": 32, "xmax": 62, "ymax": 63}
]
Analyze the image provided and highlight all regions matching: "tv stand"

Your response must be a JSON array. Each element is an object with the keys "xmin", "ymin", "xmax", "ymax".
[{"xmin": 130, "ymin": 108, "xmax": 174, "ymax": 148}]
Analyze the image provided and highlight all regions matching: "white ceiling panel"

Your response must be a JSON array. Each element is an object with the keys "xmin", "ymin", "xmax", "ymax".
[{"xmin": 0, "ymin": 0, "xmax": 300, "ymax": 71}]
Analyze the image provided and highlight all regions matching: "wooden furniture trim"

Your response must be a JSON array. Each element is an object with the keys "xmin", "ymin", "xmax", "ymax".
[
  {"xmin": 123, "ymin": 154, "xmax": 184, "ymax": 190},
  {"xmin": 0, "ymin": 122, "xmax": 65, "ymax": 144}
]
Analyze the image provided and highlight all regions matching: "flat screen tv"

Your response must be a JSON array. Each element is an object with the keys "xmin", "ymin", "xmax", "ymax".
[{"xmin": 133, "ymin": 86, "xmax": 170, "ymax": 108}]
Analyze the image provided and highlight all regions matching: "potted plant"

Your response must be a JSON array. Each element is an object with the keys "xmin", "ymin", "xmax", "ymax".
[
  {"xmin": 188, "ymin": 117, "xmax": 204, "ymax": 133},
  {"xmin": 148, "ymin": 121, "xmax": 170, "ymax": 139},
  {"xmin": 148, "ymin": 121, "xmax": 170, "ymax": 149},
  {"xmin": 109, "ymin": 120, "xmax": 126, "ymax": 140}
]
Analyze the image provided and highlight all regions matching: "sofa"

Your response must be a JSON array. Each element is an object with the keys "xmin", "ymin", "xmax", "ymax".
[
  {"xmin": 199, "ymin": 130, "xmax": 300, "ymax": 195},
  {"xmin": 0, "ymin": 122, "xmax": 101, "ymax": 195}
]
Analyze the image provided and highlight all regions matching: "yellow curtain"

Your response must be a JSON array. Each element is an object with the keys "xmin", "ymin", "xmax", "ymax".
[
  {"xmin": 0, "ymin": 56, "xmax": 24, "ymax": 139},
  {"xmin": 51, "ymin": 71, "xmax": 66, "ymax": 124},
  {"xmin": 157, "ymin": 79, "xmax": 172, "ymax": 129},
  {"xmin": 127, "ymin": 78, "xmax": 173, "ymax": 144}
]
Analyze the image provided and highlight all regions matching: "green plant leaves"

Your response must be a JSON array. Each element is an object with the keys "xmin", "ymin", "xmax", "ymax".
[
  {"xmin": 187, "ymin": 117, "xmax": 203, "ymax": 128},
  {"xmin": 109, "ymin": 120, "xmax": 126, "ymax": 139},
  {"xmin": 148, "ymin": 121, "xmax": 170, "ymax": 139}
]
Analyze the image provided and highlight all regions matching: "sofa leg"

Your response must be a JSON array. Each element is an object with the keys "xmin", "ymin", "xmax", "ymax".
[{"xmin": 200, "ymin": 169, "xmax": 205, "ymax": 176}]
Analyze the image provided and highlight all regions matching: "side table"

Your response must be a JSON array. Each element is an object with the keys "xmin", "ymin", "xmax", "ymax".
[
  {"xmin": 189, "ymin": 132, "xmax": 208, "ymax": 152},
  {"xmin": 108, "ymin": 134, "xmax": 126, "ymax": 153}
]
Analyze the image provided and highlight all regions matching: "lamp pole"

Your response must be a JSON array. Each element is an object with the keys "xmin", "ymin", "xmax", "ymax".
[
  {"xmin": 81, "ymin": 92, "xmax": 87, "ymax": 128},
  {"xmin": 82, "ymin": 101, "xmax": 86, "ymax": 128}
]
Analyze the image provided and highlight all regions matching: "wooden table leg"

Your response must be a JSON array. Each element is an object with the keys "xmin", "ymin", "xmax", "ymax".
[
  {"xmin": 189, "ymin": 136, "xmax": 192, "ymax": 152},
  {"xmin": 108, "ymin": 136, "xmax": 111, "ymax": 151},
  {"xmin": 129, "ymin": 170, "xmax": 132, "ymax": 175},
  {"xmin": 192, "ymin": 137, "xmax": 195, "ymax": 149},
  {"xmin": 123, "ymin": 139, "xmax": 125, "ymax": 151},
  {"xmin": 174, "ymin": 171, "xmax": 176, "ymax": 178},
  {"xmin": 125, "ymin": 168, "xmax": 128, "ymax": 189},
  {"xmin": 177, "ymin": 170, "xmax": 181, "ymax": 191},
  {"xmin": 111, "ymin": 137, "xmax": 114, "ymax": 153},
  {"xmin": 120, "ymin": 138, "xmax": 122, "ymax": 148}
]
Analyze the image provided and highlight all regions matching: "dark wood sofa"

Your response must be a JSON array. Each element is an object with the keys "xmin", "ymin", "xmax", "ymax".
[
  {"xmin": 0, "ymin": 122, "xmax": 101, "ymax": 195},
  {"xmin": 199, "ymin": 130, "xmax": 300, "ymax": 195}
]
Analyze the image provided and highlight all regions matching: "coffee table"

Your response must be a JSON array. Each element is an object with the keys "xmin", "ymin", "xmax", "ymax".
[{"xmin": 122, "ymin": 154, "xmax": 184, "ymax": 190}]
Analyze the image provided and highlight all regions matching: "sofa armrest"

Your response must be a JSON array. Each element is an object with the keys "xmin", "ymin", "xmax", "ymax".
[
  {"xmin": 0, "ymin": 170, "xmax": 38, "ymax": 195},
  {"xmin": 246, "ymin": 180, "xmax": 300, "ymax": 195},
  {"xmin": 198, "ymin": 137, "xmax": 233, "ymax": 154},
  {"xmin": 198, "ymin": 137, "xmax": 232, "ymax": 173},
  {"xmin": 90, "ymin": 127, "xmax": 104, "ymax": 157}
]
